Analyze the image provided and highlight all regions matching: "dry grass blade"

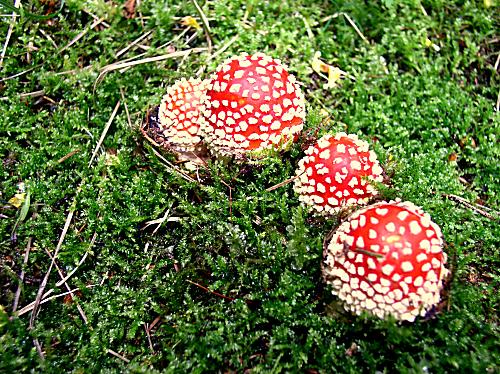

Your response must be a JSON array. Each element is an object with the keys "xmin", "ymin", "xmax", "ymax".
[
  {"xmin": 143, "ymin": 209, "xmax": 182, "ymax": 234},
  {"xmin": 0, "ymin": 0, "xmax": 21, "ymax": 69},
  {"xmin": 60, "ymin": 17, "xmax": 105, "ymax": 53},
  {"xmin": 89, "ymin": 100, "xmax": 121, "ymax": 167},
  {"xmin": 115, "ymin": 30, "xmax": 153, "ymax": 58},
  {"xmin": 39, "ymin": 29, "xmax": 58, "ymax": 49},
  {"xmin": 0, "ymin": 67, "xmax": 36, "ymax": 82},
  {"xmin": 107, "ymin": 349, "xmax": 130, "ymax": 363},
  {"xmin": 19, "ymin": 90, "xmax": 44, "ymax": 99},
  {"xmin": 149, "ymin": 146, "xmax": 197, "ymax": 183},
  {"xmin": 29, "ymin": 209, "xmax": 75, "ymax": 328},
  {"xmin": 16, "ymin": 285, "xmax": 96, "ymax": 316},
  {"xmin": 265, "ymin": 174, "xmax": 301, "ymax": 192},
  {"xmin": 206, "ymin": 35, "xmax": 238, "ymax": 63},
  {"xmin": 321, "ymin": 12, "xmax": 369, "ymax": 44},
  {"xmin": 95, "ymin": 48, "xmax": 207, "ymax": 88},
  {"xmin": 12, "ymin": 237, "xmax": 32, "ymax": 312},
  {"xmin": 119, "ymin": 89, "xmax": 133, "ymax": 128},
  {"xmin": 190, "ymin": 0, "xmax": 212, "ymax": 52}
]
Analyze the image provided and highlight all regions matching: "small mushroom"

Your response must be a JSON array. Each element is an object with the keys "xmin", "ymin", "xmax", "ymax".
[
  {"xmin": 200, "ymin": 52, "xmax": 306, "ymax": 158},
  {"xmin": 293, "ymin": 133, "xmax": 384, "ymax": 215},
  {"xmin": 322, "ymin": 200, "xmax": 449, "ymax": 322},
  {"xmin": 142, "ymin": 77, "xmax": 209, "ymax": 165}
]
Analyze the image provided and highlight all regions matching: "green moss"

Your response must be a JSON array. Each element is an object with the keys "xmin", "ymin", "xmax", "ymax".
[{"xmin": 1, "ymin": 0, "xmax": 498, "ymax": 371}]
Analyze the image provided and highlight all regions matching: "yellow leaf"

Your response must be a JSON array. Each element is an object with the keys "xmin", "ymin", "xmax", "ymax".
[
  {"xmin": 484, "ymin": 0, "xmax": 492, "ymax": 8},
  {"xmin": 8, "ymin": 193, "xmax": 26, "ymax": 208},
  {"xmin": 311, "ymin": 51, "xmax": 329, "ymax": 74},
  {"xmin": 324, "ymin": 66, "xmax": 347, "ymax": 89},
  {"xmin": 181, "ymin": 16, "xmax": 201, "ymax": 30}
]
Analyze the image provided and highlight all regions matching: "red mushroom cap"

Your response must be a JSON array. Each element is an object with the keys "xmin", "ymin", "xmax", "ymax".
[
  {"xmin": 200, "ymin": 52, "xmax": 306, "ymax": 157},
  {"xmin": 158, "ymin": 77, "xmax": 209, "ymax": 152},
  {"xmin": 323, "ymin": 200, "xmax": 448, "ymax": 322},
  {"xmin": 293, "ymin": 133, "xmax": 384, "ymax": 215}
]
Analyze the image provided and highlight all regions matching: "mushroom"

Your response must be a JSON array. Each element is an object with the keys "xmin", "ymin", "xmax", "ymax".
[
  {"xmin": 200, "ymin": 52, "xmax": 306, "ymax": 158},
  {"xmin": 293, "ymin": 133, "xmax": 384, "ymax": 215},
  {"xmin": 141, "ymin": 77, "xmax": 209, "ymax": 165},
  {"xmin": 322, "ymin": 200, "xmax": 449, "ymax": 322}
]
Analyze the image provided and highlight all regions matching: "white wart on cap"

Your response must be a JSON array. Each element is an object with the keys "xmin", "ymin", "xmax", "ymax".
[
  {"xmin": 293, "ymin": 133, "xmax": 383, "ymax": 215},
  {"xmin": 200, "ymin": 52, "xmax": 306, "ymax": 157},
  {"xmin": 323, "ymin": 200, "xmax": 449, "ymax": 322}
]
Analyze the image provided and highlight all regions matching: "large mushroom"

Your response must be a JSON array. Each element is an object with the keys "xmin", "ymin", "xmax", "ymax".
[
  {"xmin": 200, "ymin": 52, "xmax": 306, "ymax": 158},
  {"xmin": 293, "ymin": 133, "xmax": 384, "ymax": 215},
  {"xmin": 141, "ymin": 77, "xmax": 209, "ymax": 165},
  {"xmin": 322, "ymin": 200, "xmax": 448, "ymax": 322}
]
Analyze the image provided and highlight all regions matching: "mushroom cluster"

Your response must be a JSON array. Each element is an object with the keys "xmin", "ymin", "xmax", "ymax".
[
  {"xmin": 143, "ymin": 52, "xmax": 305, "ymax": 162},
  {"xmin": 293, "ymin": 133, "xmax": 383, "ymax": 215},
  {"xmin": 323, "ymin": 200, "xmax": 448, "ymax": 321},
  {"xmin": 142, "ymin": 50, "xmax": 449, "ymax": 323}
]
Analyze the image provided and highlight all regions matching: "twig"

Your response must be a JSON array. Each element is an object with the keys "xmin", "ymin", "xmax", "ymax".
[
  {"xmin": 95, "ymin": 48, "xmax": 206, "ymax": 88},
  {"xmin": 60, "ymin": 17, "xmax": 105, "ymax": 53},
  {"xmin": 12, "ymin": 237, "xmax": 32, "ymax": 312},
  {"xmin": 88, "ymin": 100, "xmax": 121, "ymax": 166},
  {"xmin": 33, "ymin": 338, "xmax": 45, "ymax": 360},
  {"xmin": 144, "ymin": 323, "xmax": 154, "ymax": 352},
  {"xmin": 0, "ymin": 0, "xmax": 21, "ymax": 69},
  {"xmin": 186, "ymin": 279, "xmax": 235, "ymax": 301},
  {"xmin": 107, "ymin": 349, "xmax": 130, "ymax": 363},
  {"xmin": 57, "ymin": 149, "xmax": 81, "ymax": 164},
  {"xmin": 321, "ymin": 12, "xmax": 369, "ymax": 45},
  {"xmin": 265, "ymin": 174, "xmax": 301, "ymax": 192},
  {"xmin": 147, "ymin": 315, "xmax": 162, "ymax": 333},
  {"xmin": 115, "ymin": 30, "xmax": 153, "ymax": 58},
  {"xmin": 443, "ymin": 194, "xmax": 498, "ymax": 220},
  {"xmin": 190, "ymin": 0, "xmax": 212, "ymax": 53}
]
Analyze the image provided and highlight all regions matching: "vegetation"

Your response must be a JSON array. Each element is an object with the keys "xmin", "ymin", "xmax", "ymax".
[{"xmin": 1, "ymin": 0, "xmax": 498, "ymax": 371}]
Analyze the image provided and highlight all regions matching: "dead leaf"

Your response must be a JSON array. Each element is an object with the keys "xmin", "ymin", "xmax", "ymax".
[{"xmin": 123, "ymin": 0, "xmax": 136, "ymax": 19}]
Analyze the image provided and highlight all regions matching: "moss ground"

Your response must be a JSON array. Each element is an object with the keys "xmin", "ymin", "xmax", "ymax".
[{"xmin": 1, "ymin": 0, "xmax": 499, "ymax": 372}]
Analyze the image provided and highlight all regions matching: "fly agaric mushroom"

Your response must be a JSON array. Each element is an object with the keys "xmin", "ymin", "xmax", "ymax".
[
  {"xmin": 293, "ymin": 133, "xmax": 384, "ymax": 215},
  {"xmin": 200, "ymin": 52, "xmax": 306, "ymax": 157},
  {"xmin": 322, "ymin": 200, "xmax": 448, "ymax": 322},
  {"xmin": 141, "ymin": 77, "xmax": 209, "ymax": 166}
]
